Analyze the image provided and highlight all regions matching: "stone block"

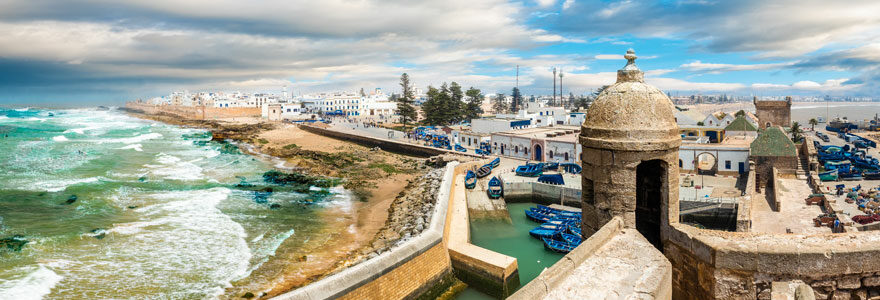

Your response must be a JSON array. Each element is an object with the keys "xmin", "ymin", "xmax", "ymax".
[
  {"xmin": 863, "ymin": 276, "xmax": 880, "ymax": 287},
  {"xmin": 852, "ymin": 289, "xmax": 867, "ymax": 300},
  {"xmin": 839, "ymin": 276, "xmax": 862, "ymax": 290},
  {"xmin": 832, "ymin": 291, "xmax": 853, "ymax": 300}
]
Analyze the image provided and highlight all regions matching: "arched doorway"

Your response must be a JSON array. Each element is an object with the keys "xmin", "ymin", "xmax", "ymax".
[
  {"xmin": 696, "ymin": 152, "xmax": 717, "ymax": 175},
  {"xmin": 636, "ymin": 160, "xmax": 665, "ymax": 250},
  {"xmin": 534, "ymin": 144, "xmax": 543, "ymax": 161}
]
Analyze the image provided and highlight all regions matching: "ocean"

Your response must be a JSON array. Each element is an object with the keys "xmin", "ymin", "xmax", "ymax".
[
  {"xmin": 791, "ymin": 102, "xmax": 880, "ymax": 124},
  {"xmin": 0, "ymin": 108, "xmax": 350, "ymax": 299}
]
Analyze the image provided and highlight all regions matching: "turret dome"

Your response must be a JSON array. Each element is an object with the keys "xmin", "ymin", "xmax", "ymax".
[{"xmin": 580, "ymin": 49, "xmax": 680, "ymax": 151}]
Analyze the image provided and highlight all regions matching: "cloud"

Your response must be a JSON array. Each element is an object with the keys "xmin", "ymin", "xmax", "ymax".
[
  {"xmin": 680, "ymin": 60, "xmax": 795, "ymax": 73},
  {"xmin": 550, "ymin": 0, "xmax": 880, "ymax": 58},
  {"xmin": 751, "ymin": 78, "xmax": 858, "ymax": 92}
]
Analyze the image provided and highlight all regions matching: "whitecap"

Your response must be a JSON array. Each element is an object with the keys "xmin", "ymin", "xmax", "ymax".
[
  {"xmin": 52, "ymin": 135, "xmax": 68, "ymax": 142},
  {"xmin": 117, "ymin": 144, "xmax": 143, "ymax": 152},
  {"xmin": 0, "ymin": 265, "xmax": 63, "ymax": 300},
  {"xmin": 28, "ymin": 177, "xmax": 101, "ymax": 192},
  {"xmin": 99, "ymin": 132, "xmax": 162, "ymax": 144}
]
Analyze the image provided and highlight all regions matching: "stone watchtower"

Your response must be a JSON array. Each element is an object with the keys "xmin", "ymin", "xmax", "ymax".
[
  {"xmin": 754, "ymin": 96, "xmax": 792, "ymax": 129},
  {"xmin": 580, "ymin": 50, "xmax": 680, "ymax": 249}
]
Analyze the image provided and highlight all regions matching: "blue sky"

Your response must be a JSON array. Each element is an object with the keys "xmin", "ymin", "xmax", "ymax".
[{"xmin": 0, "ymin": 0, "xmax": 878, "ymax": 105}]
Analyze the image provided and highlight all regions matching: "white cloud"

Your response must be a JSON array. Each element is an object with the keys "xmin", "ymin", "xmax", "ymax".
[
  {"xmin": 751, "ymin": 78, "xmax": 857, "ymax": 92},
  {"xmin": 594, "ymin": 54, "xmax": 623, "ymax": 60},
  {"xmin": 680, "ymin": 60, "xmax": 795, "ymax": 73},
  {"xmin": 535, "ymin": 0, "xmax": 556, "ymax": 7},
  {"xmin": 562, "ymin": 0, "xmax": 575, "ymax": 10}
]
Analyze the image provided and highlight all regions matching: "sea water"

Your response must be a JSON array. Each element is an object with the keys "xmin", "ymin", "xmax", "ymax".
[
  {"xmin": 0, "ymin": 108, "xmax": 349, "ymax": 299},
  {"xmin": 457, "ymin": 203, "xmax": 564, "ymax": 299}
]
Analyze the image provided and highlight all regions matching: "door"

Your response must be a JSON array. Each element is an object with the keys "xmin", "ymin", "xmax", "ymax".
[{"xmin": 739, "ymin": 162, "xmax": 746, "ymax": 174}]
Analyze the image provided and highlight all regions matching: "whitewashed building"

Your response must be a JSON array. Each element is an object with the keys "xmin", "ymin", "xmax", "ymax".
[{"xmin": 489, "ymin": 125, "xmax": 582, "ymax": 163}]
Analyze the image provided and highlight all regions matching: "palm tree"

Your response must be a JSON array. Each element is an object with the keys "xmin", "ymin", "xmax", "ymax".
[
  {"xmin": 790, "ymin": 122, "xmax": 804, "ymax": 143},
  {"xmin": 809, "ymin": 118, "xmax": 818, "ymax": 131}
]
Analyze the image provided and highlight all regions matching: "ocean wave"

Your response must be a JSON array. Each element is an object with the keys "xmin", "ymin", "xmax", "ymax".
[
  {"xmin": 51, "ymin": 135, "xmax": 69, "ymax": 142},
  {"xmin": 143, "ymin": 153, "xmax": 205, "ymax": 181},
  {"xmin": 117, "ymin": 144, "xmax": 143, "ymax": 152},
  {"xmin": 28, "ymin": 177, "xmax": 102, "ymax": 192},
  {"xmin": 0, "ymin": 265, "xmax": 64, "ymax": 300},
  {"xmin": 99, "ymin": 132, "xmax": 162, "ymax": 144}
]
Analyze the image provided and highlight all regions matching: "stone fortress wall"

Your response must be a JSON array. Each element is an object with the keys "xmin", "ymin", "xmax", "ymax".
[
  {"xmin": 275, "ymin": 163, "xmax": 458, "ymax": 300},
  {"xmin": 124, "ymin": 102, "xmax": 261, "ymax": 120}
]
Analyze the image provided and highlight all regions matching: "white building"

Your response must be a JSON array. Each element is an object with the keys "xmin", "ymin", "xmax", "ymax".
[
  {"xmin": 489, "ymin": 125, "xmax": 582, "ymax": 163},
  {"xmin": 471, "ymin": 118, "xmax": 532, "ymax": 134}
]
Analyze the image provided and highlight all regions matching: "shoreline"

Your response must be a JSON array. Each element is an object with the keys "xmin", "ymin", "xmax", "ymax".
[{"xmin": 122, "ymin": 109, "xmax": 430, "ymax": 298}]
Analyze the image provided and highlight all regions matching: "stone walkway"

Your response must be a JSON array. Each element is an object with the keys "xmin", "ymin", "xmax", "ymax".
[{"xmin": 750, "ymin": 178, "xmax": 830, "ymax": 234}]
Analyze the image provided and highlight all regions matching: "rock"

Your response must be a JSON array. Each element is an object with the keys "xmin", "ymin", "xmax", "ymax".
[
  {"xmin": 242, "ymin": 292, "xmax": 255, "ymax": 299},
  {"xmin": 853, "ymin": 289, "xmax": 867, "ymax": 300},
  {"xmin": 296, "ymin": 255, "xmax": 308, "ymax": 262},
  {"xmin": 138, "ymin": 176, "xmax": 147, "ymax": 182},
  {"xmin": 62, "ymin": 195, "xmax": 78, "ymax": 205},
  {"xmin": 0, "ymin": 235, "xmax": 28, "ymax": 252},
  {"xmin": 127, "ymin": 206, "xmax": 138, "ymax": 209},
  {"xmin": 831, "ymin": 290, "xmax": 852, "ymax": 300},
  {"xmin": 269, "ymin": 203, "xmax": 281, "ymax": 209}
]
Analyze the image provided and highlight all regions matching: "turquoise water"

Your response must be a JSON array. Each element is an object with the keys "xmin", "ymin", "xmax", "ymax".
[
  {"xmin": 0, "ymin": 108, "xmax": 351, "ymax": 299},
  {"xmin": 458, "ymin": 203, "xmax": 565, "ymax": 299}
]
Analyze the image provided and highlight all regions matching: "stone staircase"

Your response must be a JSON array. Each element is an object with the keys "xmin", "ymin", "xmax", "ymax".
[{"xmin": 796, "ymin": 155, "xmax": 809, "ymax": 180}]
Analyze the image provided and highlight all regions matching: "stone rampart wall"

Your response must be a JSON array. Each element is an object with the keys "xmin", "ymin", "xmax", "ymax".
[
  {"xmin": 771, "ymin": 167, "xmax": 781, "ymax": 212},
  {"xmin": 447, "ymin": 162, "xmax": 519, "ymax": 298},
  {"xmin": 502, "ymin": 181, "xmax": 581, "ymax": 207},
  {"xmin": 736, "ymin": 163, "xmax": 756, "ymax": 232},
  {"xmin": 125, "ymin": 102, "xmax": 260, "ymax": 120},
  {"xmin": 752, "ymin": 156, "xmax": 797, "ymax": 187},
  {"xmin": 274, "ymin": 163, "xmax": 458, "ymax": 300},
  {"xmin": 664, "ymin": 223, "xmax": 880, "ymax": 300},
  {"xmin": 300, "ymin": 125, "xmax": 481, "ymax": 159}
]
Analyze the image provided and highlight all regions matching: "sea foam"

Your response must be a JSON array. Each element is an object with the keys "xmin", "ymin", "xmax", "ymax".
[
  {"xmin": 51, "ymin": 135, "xmax": 68, "ymax": 142},
  {"xmin": 0, "ymin": 265, "xmax": 64, "ymax": 300}
]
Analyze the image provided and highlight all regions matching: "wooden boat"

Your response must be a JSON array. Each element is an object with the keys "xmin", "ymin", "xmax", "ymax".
[
  {"xmin": 525, "ymin": 210, "xmax": 551, "ymax": 223},
  {"xmin": 529, "ymin": 227, "xmax": 559, "ymax": 239},
  {"xmin": 515, "ymin": 163, "xmax": 543, "ymax": 177},
  {"xmin": 537, "ymin": 173, "xmax": 564, "ymax": 185},
  {"xmin": 487, "ymin": 176, "xmax": 503, "ymax": 199},
  {"xmin": 542, "ymin": 162, "xmax": 559, "ymax": 171},
  {"xmin": 535, "ymin": 205, "xmax": 580, "ymax": 217},
  {"xmin": 464, "ymin": 170, "xmax": 476, "ymax": 189},
  {"xmin": 488, "ymin": 157, "xmax": 501, "ymax": 169},
  {"xmin": 558, "ymin": 232, "xmax": 582, "ymax": 245},
  {"xmin": 475, "ymin": 165, "xmax": 492, "ymax": 178},
  {"xmin": 542, "ymin": 237, "xmax": 576, "ymax": 253},
  {"xmin": 454, "ymin": 144, "xmax": 467, "ymax": 152},
  {"xmin": 840, "ymin": 171, "xmax": 863, "ymax": 181},
  {"xmin": 819, "ymin": 169, "xmax": 839, "ymax": 181},
  {"xmin": 567, "ymin": 225, "xmax": 582, "ymax": 238},
  {"xmin": 864, "ymin": 172, "xmax": 880, "ymax": 180},
  {"xmin": 561, "ymin": 163, "xmax": 582, "ymax": 174}
]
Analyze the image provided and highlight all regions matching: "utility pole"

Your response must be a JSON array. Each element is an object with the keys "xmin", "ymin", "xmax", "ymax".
[{"xmin": 553, "ymin": 67, "xmax": 557, "ymax": 106}]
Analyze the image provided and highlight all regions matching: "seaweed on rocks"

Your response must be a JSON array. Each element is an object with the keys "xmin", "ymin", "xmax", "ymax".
[
  {"xmin": 0, "ymin": 235, "xmax": 28, "ymax": 252},
  {"xmin": 61, "ymin": 195, "xmax": 77, "ymax": 205},
  {"xmin": 182, "ymin": 132, "xmax": 212, "ymax": 140},
  {"xmin": 262, "ymin": 170, "xmax": 339, "ymax": 188}
]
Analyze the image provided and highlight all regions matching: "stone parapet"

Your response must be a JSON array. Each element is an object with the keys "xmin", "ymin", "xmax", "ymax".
[
  {"xmin": 274, "ymin": 162, "xmax": 458, "ymax": 300},
  {"xmin": 124, "ymin": 102, "xmax": 260, "ymax": 120},
  {"xmin": 664, "ymin": 223, "xmax": 880, "ymax": 299},
  {"xmin": 299, "ymin": 125, "xmax": 481, "ymax": 159}
]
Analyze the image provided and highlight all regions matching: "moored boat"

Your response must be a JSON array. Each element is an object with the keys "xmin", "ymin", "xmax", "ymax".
[
  {"xmin": 475, "ymin": 165, "xmax": 492, "ymax": 178},
  {"xmin": 464, "ymin": 170, "xmax": 476, "ymax": 189},
  {"xmin": 515, "ymin": 163, "xmax": 543, "ymax": 177},
  {"xmin": 529, "ymin": 227, "xmax": 559, "ymax": 239},
  {"xmin": 561, "ymin": 163, "xmax": 582, "ymax": 174},
  {"xmin": 488, "ymin": 157, "xmax": 500, "ymax": 169},
  {"xmin": 542, "ymin": 237, "xmax": 576, "ymax": 253},
  {"xmin": 819, "ymin": 169, "xmax": 839, "ymax": 181},
  {"xmin": 487, "ymin": 176, "xmax": 503, "ymax": 199}
]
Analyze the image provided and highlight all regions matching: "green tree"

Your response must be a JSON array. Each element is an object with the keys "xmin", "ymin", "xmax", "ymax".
[
  {"xmin": 735, "ymin": 110, "xmax": 746, "ymax": 117},
  {"xmin": 790, "ymin": 122, "xmax": 804, "ymax": 143},
  {"xmin": 493, "ymin": 93, "xmax": 507, "ymax": 114},
  {"xmin": 464, "ymin": 87, "xmax": 484, "ymax": 121},
  {"xmin": 396, "ymin": 73, "xmax": 417, "ymax": 130},
  {"xmin": 593, "ymin": 85, "xmax": 610, "ymax": 97},
  {"xmin": 809, "ymin": 118, "xmax": 818, "ymax": 131},
  {"xmin": 510, "ymin": 87, "xmax": 522, "ymax": 113},
  {"xmin": 421, "ymin": 86, "xmax": 443, "ymax": 125},
  {"xmin": 446, "ymin": 82, "xmax": 464, "ymax": 124}
]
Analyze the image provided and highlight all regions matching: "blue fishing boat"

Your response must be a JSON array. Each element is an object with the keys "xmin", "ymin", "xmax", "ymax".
[
  {"xmin": 558, "ymin": 232, "xmax": 582, "ymax": 245},
  {"xmin": 819, "ymin": 169, "xmax": 838, "ymax": 181},
  {"xmin": 454, "ymin": 144, "xmax": 467, "ymax": 152},
  {"xmin": 475, "ymin": 165, "xmax": 492, "ymax": 178},
  {"xmin": 535, "ymin": 205, "xmax": 580, "ymax": 217},
  {"xmin": 487, "ymin": 176, "xmax": 503, "ymax": 199},
  {"xmin": 542, "ymin": 161, "xmax": 559, "ymax": 171},
  {"xmin": 537, "ymin": 173, "xmax": 564, "ymax": 185},
  {"xmin": 525, "ymin": 210, "xmax": 551, "ymax": 223},
  {"xmin": 529, "ymin": 208, "xmax": 580, "ymax": 220},
  {"xmin": 529, "ymin": 227, "xmax": 559, "ymax": 239},
  {"xmin": 464, "ymin": 170, "xmax": 476, "ymax": 189},
  {"xmin": 488, "ymin": 157, "xmax": 501, "ymax": 169},
  {"xmin": 567, "ymin": 225, "xmax": 582, "ymax": 238},
  {"xmin": 515, "ymin": 163, "xmax": 543, "ymax": 177},
  {"xmin": 561, "ymin": 163, "xmax": 582, "ymax": 174},
  {"xmin": 542, "ymin": 237, "xmax": 576, "ymax": 253}
]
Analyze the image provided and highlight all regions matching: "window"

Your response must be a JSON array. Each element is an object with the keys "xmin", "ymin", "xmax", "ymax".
[
  {"xmin": 515, "ymin": 146, "xmax": 519, "ymax": 154},
  {"xmin": 549, "ymin": 151, "xmax": 554, "ymax": 159},
  {"xmin": 725, "ymin": 160, "xmax": 731, "ymax": 169}
]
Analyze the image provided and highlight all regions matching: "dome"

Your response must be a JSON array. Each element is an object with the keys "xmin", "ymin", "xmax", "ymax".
[{"xmin": 580, "ymin": 50, "xmax": 680, "ymax": 151}]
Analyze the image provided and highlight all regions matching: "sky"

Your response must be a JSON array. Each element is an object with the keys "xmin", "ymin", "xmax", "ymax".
[{"xmin": 1, "ymin": 0, "xmax": 879, "ymax": 105}]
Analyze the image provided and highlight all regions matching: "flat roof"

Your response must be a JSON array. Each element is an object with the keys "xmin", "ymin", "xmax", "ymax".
[{"xmin": 494, "ymin": 125, "xmax": 580, "ymax": 142}]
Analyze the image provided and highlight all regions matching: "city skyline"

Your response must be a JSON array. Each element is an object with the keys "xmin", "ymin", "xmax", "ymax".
[{"xmin": 1, "ymin": 0, "xmax": 879, "ymax": 105}]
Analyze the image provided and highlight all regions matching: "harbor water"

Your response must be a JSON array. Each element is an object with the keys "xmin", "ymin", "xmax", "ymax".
[
  {"xmin": 457, "ymin": 203, "xmax": 564, "ymax": 299},
  {"xmin": 0, "ymin": 108, "xmax": 352, "ymax": 299}
]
